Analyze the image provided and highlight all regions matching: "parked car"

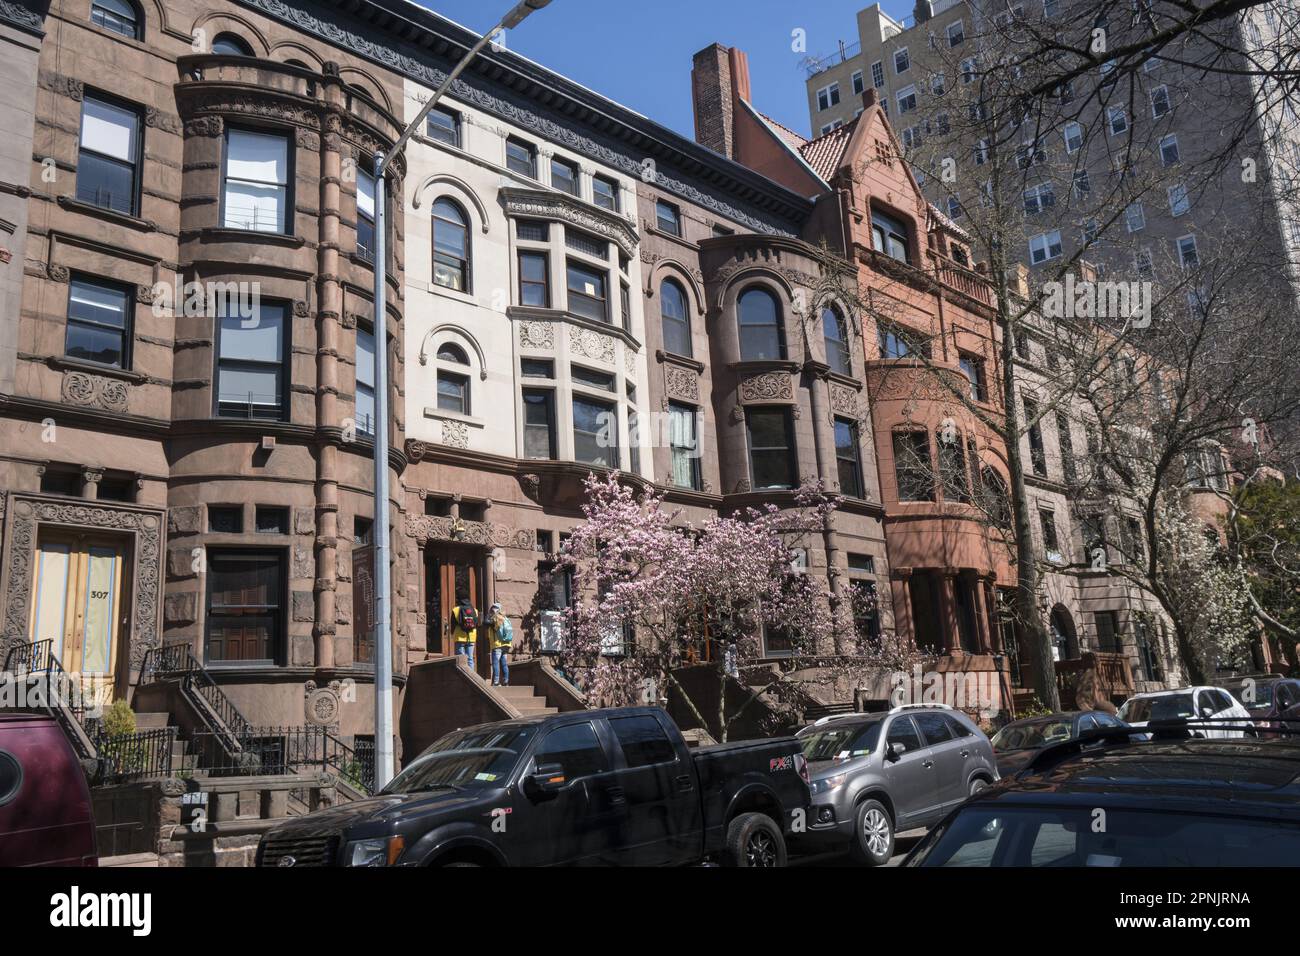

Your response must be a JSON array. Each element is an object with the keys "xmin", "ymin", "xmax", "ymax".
[
  {"xmin": 902, "ymin": 730, "xmax": 1300, "ymax": 866},
  {"xmin": 1216, "ymin": 674, "xmax": 1300, "ymax": 735},
  {"xmin": 990, "ymin": 711, "xmax": 1130, "ymax": 776},
  {"xmin": 1118, "ymin": 686, "xmax": 1252, "ymax": 738},
  {"xmin": 0, "ymin": 714, "xmax": 97, "ymax": 866},
  {"xmin": 793, "ymin": 703, "xmax": 998, "ymax": 865},
  {"xmin": 256, "ymin": 706, "xmax": 809, "ymax": 867}
]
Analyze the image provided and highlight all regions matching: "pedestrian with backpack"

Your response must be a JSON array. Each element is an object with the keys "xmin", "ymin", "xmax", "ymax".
[
  {"xmin": 489, "ymin": 602, "xmax": 513, "ymax": 686},
  {"xmin": 449, "ymin": 593, "xmax": 479, "ymax": 669}
]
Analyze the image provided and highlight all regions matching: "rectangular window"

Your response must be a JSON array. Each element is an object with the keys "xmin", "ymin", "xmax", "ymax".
[
  {"xmin": 871, "ymin": 60, "xmax": 885, "ymax": 88},
  {"xmin": 208, "ymin": 505, "xmax": 243, "ymax": 533},
  {"xmin": 1168, "ymin": 183, "xmax": 1190, "ymax": 216},
  {"xmin": 960, "ymin": 58, "xmax": 977, "ymax": 84},
  {"xmin": 1108, "ymin": 106, "xmax": 1128, "ymax": 135},
  {"xmin": 1159, "ymin": 133, "xmax": 1180, "ymax": 165},
  {"xmin": 566, "ymin": 228, "xmax": 608, "ymax": 259},
  {"xmin": 437, "ymin": 368, "xmax": 469, "ymax": 415},
  {"xmin": 77, "ymin": 95, "xmax": 141, "ymax": 216},
  {"xmin": 816, "ymin": 83, "xmax": 841, "ymax": 111},
  {"xmin": 573, "ymin": 396, "xmax": 617, "ymax": 468},
  {"xmin": 878, "ymin": 323, "xmax": 926, "ymax": 359},
  {"xmin": 522, "ymin": 388, "xmax": 556, "ymax": 459},
  {"xmin": 959, "ymin": 353, "xmax": 986, "ymax": 401},
  {"xmin": 216, "ymin": 300, "xmax": 287, "ymax": 419},
  {"xmin": 1073, "ymin": 169, "xmax": 1091, "ymax": 198},
  {"xmin": 551, "ymin": 156, "xmax": 579, "ymax": 196},
  {"xmin": 356, "ymin": 327, "xmax": 376, "ymax": 436},
  {"xmin": 851, "ymin": 70, "xmax": 865, "ymax": 95},
  {"xmin": 255, "ymin": 506, "xmax": 289, "ymax": 535},
  {"xmin": 938, "ymin": 433, "xmax": 970, "ymax": 503},
  {"xmin": 946, "ymin": 20, "xmax": 965, "ymax": 45},
  {"xmin": 1095, "ymin": 610, "xmax": 1121, "ymax": 652},
  {"xmin": 835, "ymin": 417, "xmax": 864, "ymax": 498},
  {"xmin": 223, "ymin": 127, "xmax": 289, "ymax": 233},
  {"xmin": 426, "ymin": 106, "xmax": 460, "ymax": 147},
  {"xmin": 356, "ymin": 169, "xmax": 376, "ymax": 261},
  {"xmin": 871, "ymin": 209, "xmax": 910, "ymax": 262},
  {"xmin": 1024, "ymin": 396, "xmax": 1047, "ymax": 476},
  {"xmin": 1039, "ymin": 509, "xmax": 1061, "ymax": 561},
  {"xmin": 1063, "ymin": 121, "xmax": 1083, "ymax": 153},
  {"xmin": 655, "ymin": 200, "xmax": 681, "ymax": 236},
  {"xmin": 669, "ymin": 402, "xmax": 701, "ymax": 490},
  {"xmin": 620, "ymin": 281, "xmax": 631, "ymax": 332},
  {"xmin": 206, "ymin": 551, "xmax": 285, "ymax": 665},
  {"xmin": 1150, "ymin": 84, "xmax": 1171, "ymax": 118},
  {"xmin": 505, "ymin": 137, "xmax": 536, "ymax": 177},
  {"xmin": 747, "ymin": 407, "xmax": 795, "ymax": 489},
  {"xmin": 1057, "ymin": 411, "xmax": 1077, "ymax": 484},
  {"xmin": 592, "ymin": 175, "xmax": 619, "ymax": 212},
  {"xmin": 1125, "ymin": 202, "xmax": 1146, "ymax": 232},
  {"xmin": 566, "ymin": 260, "xmax": 608, "ymax": 322},
  {"xmin": 518, "ymin": 251, "xmax": 549, "ymax": 307},
  {"xmin": 1023, "ymin": 181, "xmax": 1056, "ymax": 214},
  {"xmin": 66, "ymin": 276, "xmax": 131, "ymax": 369},
  {"xmin": 896, "ymin": 85, "xmax": 917, "ymax": 113},
  {"xmin": 894, "ymin": 47, "xmax": 910, "ymax": 74},
  {"xmin": 1177, "ymin": 235, "xmax": 1199, "ymax": 268},
  {"xmin": 893, "ymin": 430, "xmax": 934, "ymax": 501},
  {"xmin": 521, "ymin": 357, "xmax": 553, "ymax": 378},
  {"xmin": 572, "ymin": 365, "xmax": 615, "ymax": 392},
  {"xmin": 1028, "ymin": 230, "xmax": 1062, "ymax": 264},
  {"xmin": 517, "ymin": 219, "xmax": 549, "ymax": 242}
]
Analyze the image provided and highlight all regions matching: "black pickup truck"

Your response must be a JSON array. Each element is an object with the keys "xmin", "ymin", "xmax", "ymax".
[{"xmin": 257, "ymin": 706, "xmax": 810, "ymax": 867}]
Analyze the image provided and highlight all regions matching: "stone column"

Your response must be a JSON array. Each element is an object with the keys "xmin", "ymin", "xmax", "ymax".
[
  {"xmin": 81, "ymin": 467, "xmax": 102, "ymax": 500},
  {"xmin": 969, "ymin": 570, "xmax": 991, "ymax": 653},
  {"xmin": 939, "ymin": 568, "xmax": 960, "ymax": 656},
  {"xmin": 982, "ymin": 575, "xmax": 1003, "ymax": 653},
  {"xmin": 892, "ymin": 568, "xmax": 914, "ymax": 647}
]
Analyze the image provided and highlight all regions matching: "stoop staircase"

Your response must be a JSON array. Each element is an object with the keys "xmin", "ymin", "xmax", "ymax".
[{"xmin": 492, "ymin": 683, "xmax": 558, "ymax": 717}]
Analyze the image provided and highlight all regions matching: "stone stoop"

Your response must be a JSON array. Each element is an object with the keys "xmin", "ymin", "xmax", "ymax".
[
  {"xmin": 491, "ymin": 683, "xmax": 558, "ymax": 717},
  {"xmin": 99, "ymin": 852, "xmax": 160, "ymax": 867}
]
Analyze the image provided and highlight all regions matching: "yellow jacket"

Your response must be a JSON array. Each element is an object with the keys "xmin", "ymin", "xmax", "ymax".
[{"xmin": 449, "ymin": 605, "xmax": 477, "ymax": 644}]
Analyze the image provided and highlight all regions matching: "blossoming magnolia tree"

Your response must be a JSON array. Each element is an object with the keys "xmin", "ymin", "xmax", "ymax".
[{"xmin": 554, "ymin": 473, "xmax": 901, "ymax": 741}]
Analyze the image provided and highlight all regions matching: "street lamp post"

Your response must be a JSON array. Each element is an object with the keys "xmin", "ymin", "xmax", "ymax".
[{"xmin": 369, "ymin": 0, "xmax": 553, "ymax": 791}]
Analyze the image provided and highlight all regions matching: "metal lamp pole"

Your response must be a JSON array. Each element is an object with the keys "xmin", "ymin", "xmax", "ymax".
[{"xmin": 370, "ymin": 0, "xmax": 553, "ymax": 790}]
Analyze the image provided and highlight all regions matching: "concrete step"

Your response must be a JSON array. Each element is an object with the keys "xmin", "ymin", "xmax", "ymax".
[
  {"xmin": 514, "ymin": 703, "xmax": 558, "ymax": 716},
  {"xmin": 495, "ymin": 685, "xmax": 542, "ymax": 701},
  {"xmin": 132, "ymin": 712, "xmax": 172, "ymax": 731}
]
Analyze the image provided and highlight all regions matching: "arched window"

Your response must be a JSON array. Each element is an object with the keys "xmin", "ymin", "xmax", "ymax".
[
  {"xmin": 434, "ymin": 342, "xmax": 471, "ymax": 415},
  {"xmin": 91, "ymin": 0, "xmax": 140, "ymax": 38},
  {"xmin": 432, "ymin": 198, "xmax": 470, "ymax": 292},
  {"xmin": 871, "ymin": 209, "xmax": 910, "ymax": 263},
  {"xmin": 660, "ymin": 279, "xmax": 692, "ymax": 357},
  {"xmin": 211, "ymin": 33, "xmax": 254, "ymax": 56},
  {"xmin": 738, "ymin": 287, "xmax": 785, "ymax": 361},
  {"xmin": 822, "ymin": 305, "xmax": 850, "ymax": 375},
  {"xmin": 980, "ymin": 467, "xmax": 1011, "ymax": 527}
]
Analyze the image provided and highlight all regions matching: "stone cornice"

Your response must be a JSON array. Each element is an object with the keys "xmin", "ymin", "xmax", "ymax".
[
  {"xmin": 499, "ymin": 186, "xmax": 639, "ymax": 258},
  {"xmin": 0, "ymin": 0, "xmax": 43, "ymax": 36}
]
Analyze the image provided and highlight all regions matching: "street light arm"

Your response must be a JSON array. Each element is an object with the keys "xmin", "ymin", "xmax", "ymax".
[{"xmin": 378, "ymin": 0, "xmax": 552, "ymax": 177}]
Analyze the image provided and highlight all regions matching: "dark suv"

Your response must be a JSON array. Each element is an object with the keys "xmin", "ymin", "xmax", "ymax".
[
  {"xmin": 904, "ymin": 726, "xmax": 1300, "ymax": 866},
  {"xmin": 794, "ymin": 704, "xmax": 998, "ymax": 865}
]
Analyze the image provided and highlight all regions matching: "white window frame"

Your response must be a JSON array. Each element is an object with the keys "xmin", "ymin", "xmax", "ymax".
[
  {"xmin": 960, "ymin": 58, "xmax": 977, "ymax": 84},
  {"xmin": 1177, "ymin": 234, "xmax": 1199, "ymax": 268},
  {"xmin": 871, "ymin": 60, "xmax": 885, "ymax": 88},
  {"xmin": 1063, "ymin": 121, "xmax": 1083, "ymax": 153},
  {"xmin": 1029, "ymin": 230, "xmax": 1063, "ymax": 264},
  {"xmin": 816, "ymin": 83, "xmax": 840, "ymax": 111},
  {"xmin": 1023, "ymin": 181, "xmax": 1056, "ymax": 214},
  {"xmin": 1159, "ymin": 133, "xmax": 1180, "ymax": 165},
  {"xmin": 1168, "ymin": 183, "xmax": 1190, "ymax": 217},
  {"xmin": 1125, "ymin": 202, "xmax": 1146, "ymax": 232},
  {"xmin": 1150, "ymin": 84, "xmax": 1172, "ymax": 118},
  {"xmin": 894, "ymin": 47, "xmax": 910, "ymax": 74},
  {"xmin": 1108, "ymin": 106, "xmax": 1128, "ymax": 135},
  {"xmin": 946, "ymin": 20, "xmax": 965, "ymax": 46},
  {"xmin": 852, "ymin": 69, "xmax": 865, "ymax": 95},
  {"xmin": 896, "ymin": 85, "xmax": 917, "ymax": 114}
]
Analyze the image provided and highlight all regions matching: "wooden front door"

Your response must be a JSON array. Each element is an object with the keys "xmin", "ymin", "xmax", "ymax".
[
  {"xmin": 28, "ymin": 531, "xmax": 130, "ymax": 706},
  {"xmin": 426, "ymin": 546, "xmax": 490, "ymax": 677}
]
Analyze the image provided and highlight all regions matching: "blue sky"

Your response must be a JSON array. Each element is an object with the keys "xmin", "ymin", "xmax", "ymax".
[{"xmin": 416, "ymin": 0, "xmax": 913, "ymax": 140}]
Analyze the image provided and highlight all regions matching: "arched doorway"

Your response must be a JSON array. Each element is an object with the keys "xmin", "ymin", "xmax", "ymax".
[{"xmin": 1050, "ymin": 605, "xmax": 1079, "ymax": 661}]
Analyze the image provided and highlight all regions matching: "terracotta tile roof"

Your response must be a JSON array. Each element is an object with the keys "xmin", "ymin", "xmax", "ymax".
[
  {"xmin": 757, "ymin": 111, "xmax": 809, "ymax": 151},
  {"xmin": 928, "ymin": 202, "xmax": 973, "ymax": 242},
  {"xmin": 798, "ymin": 120, "xmax": 858, "ymax": 182}
]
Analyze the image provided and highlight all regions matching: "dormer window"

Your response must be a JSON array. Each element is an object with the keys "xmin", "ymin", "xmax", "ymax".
[{"xmin": 871, "ymin": 210, "xmax": 910, "ymax": 263}]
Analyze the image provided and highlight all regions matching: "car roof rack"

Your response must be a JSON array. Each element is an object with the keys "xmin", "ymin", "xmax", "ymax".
[
  {"xmin": 1022, "ymin": 717, "xmax": 1300, "ymax": 775},
  {"xmin": 888, "ymin": 702, "xmax": 955, "ymax": 715},
  {"xmin": 811, "ymin": 711, "xmax": 871, "ymax": 726}
]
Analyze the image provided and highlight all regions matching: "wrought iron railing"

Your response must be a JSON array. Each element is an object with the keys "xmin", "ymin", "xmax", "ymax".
[
  {"xmin": 2, "ymin": 639, "xmax": 98, "ymax": 759},
  {"xmin": 185, "ymin": 725, "xmax": 373, "ymax": 793},
  {"xmin": 141, "ymin": 643, "xmax": 254, "ymax": 756},
  {"xmin": 98, "ymin": 727, "xmax": 177, "ymax": 782}
]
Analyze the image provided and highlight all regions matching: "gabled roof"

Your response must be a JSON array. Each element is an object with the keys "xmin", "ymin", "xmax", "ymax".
[{"xmin": 798, "ymin": 121, "xmax": 859, "ymax": 182}]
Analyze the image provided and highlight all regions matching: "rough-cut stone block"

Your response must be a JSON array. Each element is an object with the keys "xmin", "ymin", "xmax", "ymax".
[{"xmin": 163, "ymin": 592, "xmax": 196, "ymax": 625}]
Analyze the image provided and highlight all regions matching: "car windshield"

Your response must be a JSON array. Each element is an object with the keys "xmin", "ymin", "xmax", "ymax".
[
  {"xmin": 1120, "ymin": 694, "xmax": 1195, "ymax": 723},
  {"xmin": 799, "ymin": 722, "xmax": 882, "ymax": 762},
  {"xmin": 991, "ymin": 718, "xmax": 1075, "ymax": 752},
  {"xmin": 910, "ymin": 805, "xmax": 1300, "ymax": 867},
  {"xmin": 383, "ymin": 725, "xmax": 535, "ymax": 794},
  {"xmin": 1234, "ymin": 682, "xmax": 1275, "ymax": 708}
]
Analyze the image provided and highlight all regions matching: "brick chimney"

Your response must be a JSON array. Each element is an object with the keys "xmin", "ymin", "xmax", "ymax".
[{"xmin": 691, "ymin": 44, "xmax": 751, "ymax": 159}]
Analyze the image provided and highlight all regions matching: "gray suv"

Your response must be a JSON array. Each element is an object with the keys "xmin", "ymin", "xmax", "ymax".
[{"xmin": 794, "ymin": 704, "xmax": 998, "ymax": 865}]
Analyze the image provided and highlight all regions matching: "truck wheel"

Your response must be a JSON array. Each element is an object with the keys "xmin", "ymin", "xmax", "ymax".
[
  {"xmin": 724, "ymin": 812, "xmax": 787, "ymax": 867},
  {"xmin": 850, "ymin": 799, "xmax": 894, "ymax": 866}
]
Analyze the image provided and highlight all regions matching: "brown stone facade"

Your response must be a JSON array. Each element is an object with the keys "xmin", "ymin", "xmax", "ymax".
[{"xmin": 0, "ymin": 0, "xmax": 406, "ymax": 737}]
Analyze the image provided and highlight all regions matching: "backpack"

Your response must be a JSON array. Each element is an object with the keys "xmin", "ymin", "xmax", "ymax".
[
  {"xmin": 457, "ymin": 604, "xmax": 479, "ymax": 631},
  {"xmin": 497, "ymin": 616, "xmax": 514, "ymax": 645}
]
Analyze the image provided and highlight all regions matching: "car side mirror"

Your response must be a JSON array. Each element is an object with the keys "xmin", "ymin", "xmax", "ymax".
[
  {"xmin": 1199, "ymin": 706, "xmax": 1215, "ymax": 719},
  {"xmin": 525, "ymin": 762, "xmax": 568, "ymax": 796},
  {"xmin": 886, "ymin": 742, "xmax": 906, "ymax": 762}
]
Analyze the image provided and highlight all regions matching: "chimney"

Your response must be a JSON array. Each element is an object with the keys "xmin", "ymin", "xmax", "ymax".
[{"xmin": 691, "ymin": 44, "xmax": 752, "ymax": 159}]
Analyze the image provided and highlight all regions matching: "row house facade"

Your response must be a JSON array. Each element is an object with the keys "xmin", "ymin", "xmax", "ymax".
[
  {"xmin": 692, "ymin": 41, "xmax": 1186, "ymax": 709},
  {"xmin": 0, "ymin": 0, "xmax": 408, "ymax": 741}
]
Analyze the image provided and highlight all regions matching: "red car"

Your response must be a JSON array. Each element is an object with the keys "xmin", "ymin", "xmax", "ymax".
[{"xmin": 0, "ymin": 714, "xmax": 97, "ymax": 866}]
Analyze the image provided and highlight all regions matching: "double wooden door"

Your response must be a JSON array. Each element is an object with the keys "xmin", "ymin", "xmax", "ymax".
[
  {"xmin": 426, "ymin": 546, "xmax": 490, "ymax": 678},
  {"xmin": 28, "ymin": 531, "xmax": 129, "ymax": 705}
]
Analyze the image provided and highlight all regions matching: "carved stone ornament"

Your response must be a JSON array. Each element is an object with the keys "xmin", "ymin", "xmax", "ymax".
[
  {"xmin": 518, "ymin": 321, "xmax": 555, "ymax": 350},
  {"xmin": 518, "ymin": 473, "xmax": 541, "ymax": 501},
  {"xmin": 441, "ymin": 420, "xmax": 469, "ymax": 449},
  {"xmin": 61, "ymin": 371, "xmax": 129, "ymax": 413},
  {"xmin": 499, "ymin": 187, "xmax": 639, "ymax": 258},
  {"xmin": 304, "ymin": 680, "xmax": 343, "ymax": 727},
  {"xmin": 570, "ymin": 327, "xmax": 616, "ymax": 365},
  {"xmin": 664, "ymin": 363, "xmax": 699, "ymax": 402},
  {"xmin": 830, "ymin": 384, "xmax": 863, "ymax": 420},
  {"xmin": 405, "ymin": 513, "xmax": 534, "ymax": 550},
  {"xmin": 1, "ymin": 498, "xmax": 164, "ymax": 664},
  {"xmin": 738, "ymin": 371, "xmax": 793, "ymax": 403},
  {"xmin": 184, "ymin": 116, "xmax": 223, "ymax": 137}
]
